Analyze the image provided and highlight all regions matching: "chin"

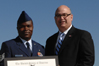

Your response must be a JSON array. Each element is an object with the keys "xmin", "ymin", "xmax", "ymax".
[
  {"xmin": 22, "ymin": 36, "xmax": 31, "ymax": 41},
  {"xmin": 60, "ymin": 25, "xmax": 66, "ymax": 28},
  {"xmin": 25, "ymin": 38, "xmax": 31, "ymax": 41}
]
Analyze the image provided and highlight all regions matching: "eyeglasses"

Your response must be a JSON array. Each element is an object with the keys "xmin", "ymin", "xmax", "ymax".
[{"xmin": 55, "ymin": 13, "xmax": 71, "ymax": 18}]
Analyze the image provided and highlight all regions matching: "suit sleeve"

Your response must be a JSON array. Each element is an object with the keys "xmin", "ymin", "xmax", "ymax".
[
  {"xmin": 45, "ymin": 39, "xmax": 54, "ymax": 56},
  {"xmin": 77, "ymin": 31, "xmax": 95, "ymax": 66}
]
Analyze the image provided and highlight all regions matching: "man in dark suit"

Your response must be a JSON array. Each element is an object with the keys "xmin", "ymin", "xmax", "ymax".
[
  {"xmin": 45, "ymin": 5, "xmax": 94, "ymax": 66},
  {"xmin": 0, "ymin": 11, "xmax": 45, "ymax": 66}
]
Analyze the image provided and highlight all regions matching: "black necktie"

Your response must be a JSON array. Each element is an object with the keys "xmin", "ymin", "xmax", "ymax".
[{"xmin": 26, "ymin": 42, "xmax": 32, "ymax": 56}]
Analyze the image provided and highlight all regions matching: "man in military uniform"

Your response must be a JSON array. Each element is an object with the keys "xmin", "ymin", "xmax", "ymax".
[{"xmin": 0, "ymin": 11, "xmax": 45, "ymax": 66}]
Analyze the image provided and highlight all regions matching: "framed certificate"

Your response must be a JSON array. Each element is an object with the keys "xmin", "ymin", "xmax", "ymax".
[{"xmin": 4, "ymin": 56, "xmax": 58, "ymax": 66}]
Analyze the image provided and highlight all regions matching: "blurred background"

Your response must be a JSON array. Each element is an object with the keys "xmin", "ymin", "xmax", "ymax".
[{"xmin": 0, "ymin": 0, "xmax": 98, "ymax": 66}]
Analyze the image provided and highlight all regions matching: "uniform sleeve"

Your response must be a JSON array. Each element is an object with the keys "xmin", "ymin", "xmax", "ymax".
[
  {"xmin": 0, "ymin": 42, "xmax": 11, "ymax": 66},
  {"xmin": 1, "ymin": 42, "xmax": 11, "ymax": 58}
]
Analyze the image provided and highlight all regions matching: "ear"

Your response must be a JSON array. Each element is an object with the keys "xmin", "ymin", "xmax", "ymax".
[
  {"xmin": 54, "ymin": 16, "xmax": 56, "ymax": 20},
  {"xmin": 17, "ymin": 27, "xmax": 18, "ymax": 31},
  {"xmin": 71, "ymin": 14, "xmax": 73, "ymax": 21}
]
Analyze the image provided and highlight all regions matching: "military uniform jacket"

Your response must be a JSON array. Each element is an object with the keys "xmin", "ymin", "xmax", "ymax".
[{"xmin": 0, "ymin": 36, "xmax": 45, "ymax": 66}]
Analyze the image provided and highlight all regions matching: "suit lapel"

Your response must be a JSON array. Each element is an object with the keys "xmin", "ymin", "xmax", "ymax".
[
  {"xmin": 54, "ymin": 32, "xmax": 59, "ymax": 53},
  {"xmin": 58, "ymin": 26, "xmax": 76, "ymax": 55},
  {"xmin": 15, "ymin": 36, "xmax": 30, "ymax": 56}
]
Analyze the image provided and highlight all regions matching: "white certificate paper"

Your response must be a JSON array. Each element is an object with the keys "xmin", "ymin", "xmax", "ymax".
[{"xmin": 4, "ymin": 56, "xmax": 58, "ymax": 66}]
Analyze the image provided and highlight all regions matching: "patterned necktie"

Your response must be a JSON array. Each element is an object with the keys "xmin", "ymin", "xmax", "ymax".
[
  {"xmin": 26, "ymin": 42, "xmax": 32, "ymax": 56},
  {"xmin": 56, "ymin": 33, "xmax": 64, "ymax": 55}
]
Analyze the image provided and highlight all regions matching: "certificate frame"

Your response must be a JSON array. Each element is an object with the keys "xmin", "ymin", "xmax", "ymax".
[{"xmin": 4, "ymin": 56, "xmax": 58, "ymax": 66}]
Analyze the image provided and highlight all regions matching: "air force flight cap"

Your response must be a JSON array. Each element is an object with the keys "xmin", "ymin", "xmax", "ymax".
[{"xmin": 17, "ymin": 11, "xmax": 32, "ymax": 24}]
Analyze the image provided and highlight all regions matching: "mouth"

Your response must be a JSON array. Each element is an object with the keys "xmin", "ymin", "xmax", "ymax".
[
  {"xmin": 60, "ymin": 21, "xmax": 65, "ymax": 24},
  {"xmin": 61, "ymin": 20, "xmax": 65, "ymax": 22},
  {"xmin": 24, "ymin": 32, "xmax": 30, "ymax": 35}
]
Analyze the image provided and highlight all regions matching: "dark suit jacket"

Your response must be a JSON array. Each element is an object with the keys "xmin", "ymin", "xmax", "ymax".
[
  {"xmin": 0, "ymin": 36, "xmax": 45, "ymax": 66},
  {"xmin": 45, "ymin": 26, "xmax": 94, "ymax": 66}
]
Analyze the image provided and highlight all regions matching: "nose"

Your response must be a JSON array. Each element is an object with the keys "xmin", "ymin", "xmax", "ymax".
[
  {"xmin": 24, "ymin": 26, "xmax": 28, "ymax": 30},
  {"xmin": 60, "ymin": 16, "xmax": 64, "ymax": 19}
]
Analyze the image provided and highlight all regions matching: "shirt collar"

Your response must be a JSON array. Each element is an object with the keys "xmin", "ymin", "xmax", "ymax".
[
  {"xmin": 59, "ymin": 24, "xmax": 72, "ymax": 35},
  {"xmin": 19, "ymin": 37, "xmax": 32, "ymax": 45}
]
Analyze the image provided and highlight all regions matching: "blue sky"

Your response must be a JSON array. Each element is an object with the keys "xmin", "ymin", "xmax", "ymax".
[{"xmin": 0, "ymin": 0, "xmax": 98, "ymax": 66}]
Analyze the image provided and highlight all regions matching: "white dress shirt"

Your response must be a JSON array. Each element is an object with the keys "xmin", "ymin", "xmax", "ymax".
[
  {"xmin": 19, "ymin": 37, "xmax": 32, "ymax": 51},
  {"xmin": 56, "ymin": 25, "xmax": 72, "ymax": 47}
]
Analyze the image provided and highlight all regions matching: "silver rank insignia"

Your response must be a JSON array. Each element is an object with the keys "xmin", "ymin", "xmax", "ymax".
[{"xmin": 0, "ymin": 53, "xmax": 5, "ymax": 62}]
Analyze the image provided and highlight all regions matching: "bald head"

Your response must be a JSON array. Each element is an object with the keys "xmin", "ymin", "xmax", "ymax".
[
  {"xmin": 54, "ymin": 5, "xmax": 73, "ymax": 32},
  {"xmin": 55, "ymin": 5, "xmax": 71, "ymax": 15}
]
